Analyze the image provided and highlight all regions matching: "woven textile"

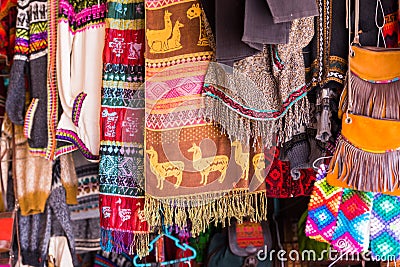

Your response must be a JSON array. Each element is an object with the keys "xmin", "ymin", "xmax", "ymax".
[
  {"xmin": 99, "ymin": 0, "xmax": 149, "ymax": 257},
  {"xmin": 330, "ymin": 189, "xmax": 373, "ymax": 253},
  {"xmin": 265, "ymin": 147, "xmax": 316, "ymax": 198},
  {"xmin": 144, "ymin": 0, "xmax": 267, "ymax": 238},
  {"xmin": 202, "ymin": 16, "xmax": 314, "ymax": 148},
  {"xmin": 56, "ymin": 0, "xmax": 107, "ymax": 160},
  {"xmin": 306, "ymin": 165, "xmax": 343, "ymax": 243},
  {"xmin": 369, "ymin": 194, "xmax": 400, "ymax": 260},
  {"xmin": 307, "ymin": 168, "xmax": 400, "ymax": 259}
]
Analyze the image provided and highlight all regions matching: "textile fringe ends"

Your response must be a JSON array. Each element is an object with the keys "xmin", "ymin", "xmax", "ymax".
[
  {"xmin": 203, "ymin": 96, "xmax": 310, "ymax": 147},
  {"xmin": 144, "ymin": 190, "xmax": 268, "ymax": 237},
  {"xmin": 100, "ymin": 229, "xmax": 149, "ymax": 258},
  {"xmin": 328, "ymin": 136, "xmax": 400, "ymax": 192}
]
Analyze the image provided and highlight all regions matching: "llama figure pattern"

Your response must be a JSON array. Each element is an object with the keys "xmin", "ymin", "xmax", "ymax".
[{"xmin": 146, "ymin": 10, "xmax": 184, "ymax": 53}]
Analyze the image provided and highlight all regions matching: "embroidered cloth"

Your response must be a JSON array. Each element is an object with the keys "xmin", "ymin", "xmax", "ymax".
[
  {"xmin": 99, "ymin": 0, "xmax": 149, "ymax": 257},
  {"xmin": 144, "ymin": 0, "xmax": 268, "ymax": 238}
]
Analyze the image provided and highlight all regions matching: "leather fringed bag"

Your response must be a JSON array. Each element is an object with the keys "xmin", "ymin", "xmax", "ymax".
[{"xmin": 326, "ymin": 0, "xmax": 400, "ymax": 194}]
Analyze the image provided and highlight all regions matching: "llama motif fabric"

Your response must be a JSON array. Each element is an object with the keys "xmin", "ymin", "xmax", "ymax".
[{"xmin": 144, "ymin": 0, "xmax": 268, "ymax": 237}]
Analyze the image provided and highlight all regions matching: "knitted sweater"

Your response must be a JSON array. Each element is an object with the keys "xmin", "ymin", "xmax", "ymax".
[
  {"xmin": 6, "ymin": 0, "xmax": 57, "ymax": 158},
  {"xmin": 56, "ymin": 0, "xmax": 106, "ymax": 161}
]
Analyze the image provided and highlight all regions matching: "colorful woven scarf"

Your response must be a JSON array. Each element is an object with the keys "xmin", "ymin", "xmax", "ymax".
[
  {"xmin": 99, "ymin": 0, "xmax": 149, "ymax": 257},
  {"xmin": 144, "ymin": 0, "xmax": 267, "ymax": 237}
]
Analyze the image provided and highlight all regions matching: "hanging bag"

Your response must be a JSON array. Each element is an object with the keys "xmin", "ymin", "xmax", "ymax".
[
  {"xmin": 207, "ymin": 220, "xmax": 273, "ymax": 267},
  {"xmin": 326, "ymin": 0, "xmax": 400, "ymax": 194}
]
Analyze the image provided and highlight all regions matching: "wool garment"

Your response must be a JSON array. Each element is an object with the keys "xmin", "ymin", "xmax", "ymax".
[
  {"xmin": 266, "ymin": 0, "xmax": 318, "ymax": 24},
  {"xmin": 40, "ymin": 183, "xmax": 77, "ymax": 267},
  {"xmin": 18, "ymin": 212, "xmax": 45, "ymax": 266},
  {"xmin": 242, "ymin": 0, "xmax": 290, "ymax": 50},
  {"xmin": 18, "ymin": 182, "xmax": 77, "ymax": 267},
  {"xmin": 60, "ymin": 152, "xmax": 78, "ymax": 205},
  {"xmin": 0, "ymin": 118, "xmax": 53, "ymax": 216},
  {"xmin": 72, "ymin": 218, "xmax": 101, "ymax": 253},
  {"xmin": 70, "ymin": 150, "xmax": 99, "ymax": 221},
  {"xmin": 47, "ymin": 236, "xmax": 74, "ymax": 267},
  {"xmin": 56, "ymin": 0, "xmax": 106, "ymax": 161},
  {"xmin": 6, "ymin": 0, "xmax": 57, "ymax": 157},
  {"xmin": 214, "ymin": 0, "xmax": 257, "ymax": 66},
  {"xmin": 69, "ymin": 150, "xmax": 100, "ymax": 253}
]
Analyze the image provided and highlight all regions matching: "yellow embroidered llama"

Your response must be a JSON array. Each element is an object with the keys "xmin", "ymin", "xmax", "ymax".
[
  {"xmin": 232, "ymin": 140, "xmax": 250, "ymax": 180},
  {"xmin": 252, "ymin": 153, "xmax": 266, "ymax": 183},
  {"xmin": 146, "ymin": 146, "xmax": 184, "ymax": 190},
  {"xmin": 188, "ymin": 143, "xmax": 228, "ymax": 186},
  {"xmin": 146, "ymin": 10, "xmax": 173, "ymax": 53},
  {"xmin": 167, "ymin": 20, "xmax": 184, "ymax": 51}
]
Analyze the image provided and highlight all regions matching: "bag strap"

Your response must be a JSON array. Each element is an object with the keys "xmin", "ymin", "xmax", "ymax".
[{"xmin": 345, "ymin": 0, "xmax": 354, "ymax": 122}]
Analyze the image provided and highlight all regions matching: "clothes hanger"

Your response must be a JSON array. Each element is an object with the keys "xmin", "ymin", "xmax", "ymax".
[
  {"xmin": 133, "ymin": 227, "xmax": 196, "ymax": 266},
  {"xmin": 312, "ymin": 156, "xmax": 332, "ymax": 170}
]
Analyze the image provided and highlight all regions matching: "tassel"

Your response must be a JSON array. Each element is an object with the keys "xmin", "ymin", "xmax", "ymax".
[
  {"xmin": 143, "ymin": 190, "xmax": 268, "ymax": 237},
  {"xmin": 100, "ymin": 228, "xmax": 114, "ymax": 252},
  {"xmin": 202, "ymin": 91, "xmax": 310, "ymax": 147},
  {"xmin": 328, "ymin": 136, "xmax": 400, "ymax": 192}
]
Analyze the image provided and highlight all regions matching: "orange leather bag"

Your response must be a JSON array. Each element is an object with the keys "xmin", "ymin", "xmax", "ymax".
[{"xmin": 327, "ymin": 0, "xmax": 400, "ymax": 194}]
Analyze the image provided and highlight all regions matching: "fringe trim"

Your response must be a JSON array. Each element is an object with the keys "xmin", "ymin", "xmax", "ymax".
[
  {"xmin": 351, "ymin": 74, "xmax": 400, "ymax": 120},
  {"xmin": 202, "ymin": 96, "xmax": 310, "ymax": 147},
  {"xmin": 328, "ymin": 136, "xmax": 400, "ymax": 192},
  {"xmin": 100, "ymin": 229, "xmax": 149, "ymax": 258},
  {"xmin": 144, "ymin": 190, "xmax": 268, "ymax": 237}
]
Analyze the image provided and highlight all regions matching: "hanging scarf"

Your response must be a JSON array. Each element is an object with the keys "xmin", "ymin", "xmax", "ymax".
[
  {"xmin": 99, "ymin": 0, "xmax": 149, "ymax": 257},
  {"xmin": 202, "ymin": 16, "xmax": 314, "ymax": 148},
  {"xmin": 144, "ymin": 0, "xmax": 267, "ymax": 238}
]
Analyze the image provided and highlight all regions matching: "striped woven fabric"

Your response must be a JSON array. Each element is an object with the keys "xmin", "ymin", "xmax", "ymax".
[
  {"xmin": 98, "ymin": 0, "xmax": 149, "ymax": 257},
  {"xmin": 144, "ymin": 0, "xmax": 268, "ymax": 237}
]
